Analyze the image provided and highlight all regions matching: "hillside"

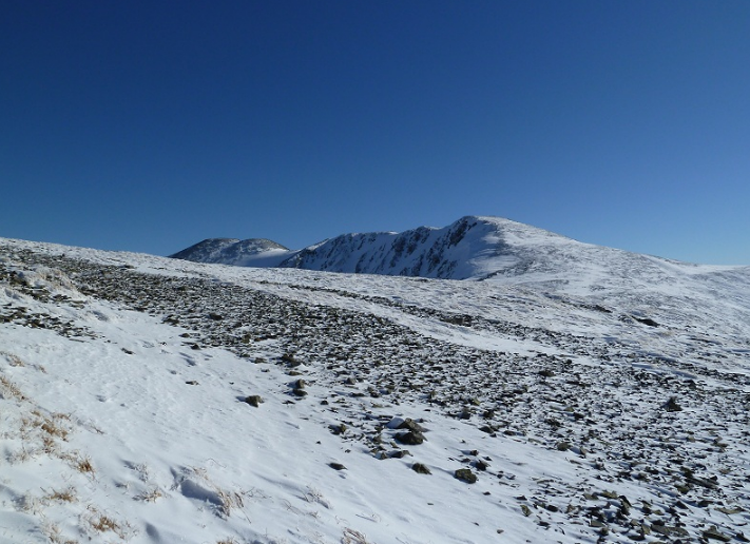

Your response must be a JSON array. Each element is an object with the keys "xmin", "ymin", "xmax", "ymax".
[{"xmin": 1, "ymin": 235, "xmax": 749, "ymax": 544}]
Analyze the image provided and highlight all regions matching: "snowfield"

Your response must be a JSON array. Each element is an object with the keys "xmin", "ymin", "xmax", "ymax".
[{"xmin": 1, "ymin": 235, "xmax": 749, "ymax": 544}]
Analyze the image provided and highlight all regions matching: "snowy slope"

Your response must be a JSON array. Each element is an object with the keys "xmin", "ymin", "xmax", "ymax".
[{"xmin": 1, "ymin": 236, "xmax": 750, "ymax": 544}]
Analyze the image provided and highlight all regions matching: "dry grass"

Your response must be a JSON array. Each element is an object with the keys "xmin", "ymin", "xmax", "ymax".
[
  {"xmin": 60, "ymin": 452, "xmax": 95, "ymax": 474},
  {"xmin": 342, "ymin": 528, "xmax": 373, "ymax": 544},
  {"xmin": 6, "ymin": 404, "xmax": 80, "ymax": 466},
  {"xmin": 303, "ymin": 486, "xmax": 331, "ymax": 509},
  {"xmin": 15, "ymin": 493, "xmax": 43, "ymax": 514},
  {"xmin": 216, "ymin": 488, "xmax": 244, "ymax": 518},
  {"xmin": 76, "ymin": 456, "xmax": 94, "ymax": 473},
  {"xmin": 41, "ymin": 419, "xmax": 70, "ymax": 440},
  {"xmin": 1, "ymin": 351, "xmax": 47, "ymax": 373},
  {"xmin": 188, "ymin": 467, "xmax": 245, "ymax": 519},
  {"xmin": 136, "ymin": 487, "xmax": 163, "ymax": 502},
  {"xmin": 40, "ymin": 433, "xmax": 57, "ymax": 453},
  {"xmin": 3, "ymin": 352, "xmax": 25, "ymax": 367},
  {"xmin": 18, "ymin": 410, "xmax": 71, "ymax": 455},
  {"xmin": 44, "ymin": 486, "xmax": 77, "ymax": 503},
  {"xmin": 0, "ymin": 374, "xmax": 25, "ymax": 400},
  {"xmin": 91, "ymin": 515, "xmax": 120, "ymax": 533},
  {"xmin": 85, "ymin": 506, "xmax": 129, "ymax": 539}
]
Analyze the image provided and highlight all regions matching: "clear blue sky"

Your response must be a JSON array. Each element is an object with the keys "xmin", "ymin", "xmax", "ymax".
[{"xmin": 2, "ymin": 1, "xmax": 749, "ymax": 264}]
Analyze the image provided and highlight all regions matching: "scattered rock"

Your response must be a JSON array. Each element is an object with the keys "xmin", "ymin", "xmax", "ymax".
[
  {"xmin": 329, "ymin": 423, "xmax": 347, "ymax": 435},
  {"xmin": 649, "ymin": 522, "xmax": 689, "ymax": 537},
  {"xmin": 388, "ymin": 449, "xmax": 411, "ymax": 459},
  {"xmin": 397, "ymin": 418, "xmax": 425, "ymax": 433},
  {"xmin": 412, "ymin": 463, "xmax": 431, "ymax": 474},
  {"xmin": 454, "ymin": 468, "xmax": 477, "ymax": 484},
  {"xmin": 244, "ymin": 395, "xmax": 263, "ymax": 407},
  {"xmin": 281, "ymin": 353, "xmax": 303, "ymax": 367},
  {"xmin": 634, "ymin": 316, "xmax": 659, "ymax": 327},
  {"xmin": 473, "ymin": 459, "xmax": 489, "ymax": 471},
  {"xmin": 395, "ymin": 431, "xmax": 425, "ymax": 445},
  {"xmin": 663, "ymin": 397, "xmax": 683, "ymax": 412},
  {"xmin": 703, "ymin": 526, "xmax": 731, "ymax": 542}
]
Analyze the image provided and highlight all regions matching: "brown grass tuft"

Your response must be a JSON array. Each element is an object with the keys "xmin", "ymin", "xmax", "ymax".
[
  {"xmin": 0, "ymin": 374, "xmax": 25, "ymax": 400},
  {"xmin": 45, "ymin": 487, "xmax": 77, "ymax": 503},
  {"xmin": 342, "ymin": 528, "xmax": 373, "ymax": 544}
]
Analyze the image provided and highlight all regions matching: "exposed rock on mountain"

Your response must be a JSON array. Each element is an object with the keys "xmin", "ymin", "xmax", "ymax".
[{"xmin": 279, "ymin": 216, "xmax": 514, "ymax": 279}]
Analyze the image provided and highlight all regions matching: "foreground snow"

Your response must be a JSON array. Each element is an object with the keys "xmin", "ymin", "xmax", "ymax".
[{"xmin": 1, "ymin": 237, "xmax": 749, "ymax": 544}]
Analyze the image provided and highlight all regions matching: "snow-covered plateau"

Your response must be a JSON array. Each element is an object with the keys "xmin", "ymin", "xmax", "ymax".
[{"xmin": 1, "ymin": 222, "xmax": 749, "ymax": 544}]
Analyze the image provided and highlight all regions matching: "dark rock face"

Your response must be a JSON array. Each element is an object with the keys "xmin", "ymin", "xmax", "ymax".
[{"xmin": 278, "ymin": 217, "xmax": 485, "ymax": 279}]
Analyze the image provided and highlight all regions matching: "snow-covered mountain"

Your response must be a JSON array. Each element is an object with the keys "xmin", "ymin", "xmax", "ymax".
[
  {"xmin": 170, "ymin": 215, "xmax": 573, "ymax": 279},
  {"xmin": 170, "ymin": 215, "xmax": 729, "ymax": 287},
  {"xmin": 171, "ymin": 237, "xmax": 290, "ymax": 267},
  {"xmin": 1, "ymin": 233, "xmax": 750, "ymax": 544}
]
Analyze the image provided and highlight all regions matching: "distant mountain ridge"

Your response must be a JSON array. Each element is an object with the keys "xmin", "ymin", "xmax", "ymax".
[
  {"xmin": 168, "ymin": 215, "xmax": 741, "ymax": 293},
  {"xmin": 169, "ymin": 216, "xmax": 570, "ymax": 279}
]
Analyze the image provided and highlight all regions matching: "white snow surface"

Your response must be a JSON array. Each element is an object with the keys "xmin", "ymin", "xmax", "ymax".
[{"xmin": 1, "ymin": 235, "xmax": 750, "ymax": 544}]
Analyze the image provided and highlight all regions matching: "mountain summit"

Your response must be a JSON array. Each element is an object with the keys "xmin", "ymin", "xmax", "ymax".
[
  {"xmin": 169, "ymin": 215, "xmax": 707, "ymax": 287},
  {"xmin": 169, "ymin": 216, "xmax": 583, "ymax": 279}
]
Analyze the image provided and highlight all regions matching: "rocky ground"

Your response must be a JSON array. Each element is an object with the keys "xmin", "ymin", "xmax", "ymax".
[{"xmin": 1, "ymin": 241, "xmax": 749, "ymax": 543}]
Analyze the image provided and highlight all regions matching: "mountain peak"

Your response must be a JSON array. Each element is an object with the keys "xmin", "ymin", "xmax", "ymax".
[{"xmin": 168, "ymin": 216, "xmax": 588, "ymax": 280}]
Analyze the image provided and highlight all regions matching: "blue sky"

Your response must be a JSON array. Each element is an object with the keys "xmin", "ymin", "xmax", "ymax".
[{"xmin": 2, "ymin": 1, "xmax": 749, "ymax": 264}]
